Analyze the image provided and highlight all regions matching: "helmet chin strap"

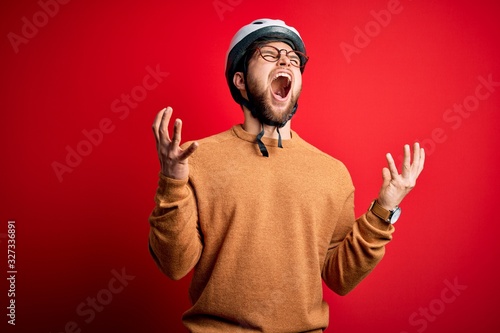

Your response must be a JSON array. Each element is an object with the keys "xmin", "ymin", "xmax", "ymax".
[{"xmin": 240, "ymin": 96, "xmax": 297, "ymax": 157}]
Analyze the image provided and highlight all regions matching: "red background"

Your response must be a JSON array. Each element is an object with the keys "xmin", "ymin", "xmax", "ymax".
[{"xmin": 1, "ymin": 0, "xmax": 499, "ymax": 332}]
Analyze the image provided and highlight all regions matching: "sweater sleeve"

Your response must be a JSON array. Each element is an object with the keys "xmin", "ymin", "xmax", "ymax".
[
  {"xmin": 148, "ymin": 173, "xmax": 203, "ymax": 281},
  {"xmin": 321, "ymin": 190, "xmax": 394, "ymax": 295}
]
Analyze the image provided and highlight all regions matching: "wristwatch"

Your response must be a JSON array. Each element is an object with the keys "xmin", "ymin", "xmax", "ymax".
[{"xmin": 369, "ymin": 200, "xmax": 401, "ymax": 224}]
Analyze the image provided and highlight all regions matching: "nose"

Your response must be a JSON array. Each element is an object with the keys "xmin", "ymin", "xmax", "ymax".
[{"xmin": 277, "ymin": 49, "xmax": 291, "ymax": 66}]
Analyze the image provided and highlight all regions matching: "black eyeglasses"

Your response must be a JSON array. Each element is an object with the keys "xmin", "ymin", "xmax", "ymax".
[{"xmin": 256, "ymin": 45, "xmax": 309, "ymax": 68}]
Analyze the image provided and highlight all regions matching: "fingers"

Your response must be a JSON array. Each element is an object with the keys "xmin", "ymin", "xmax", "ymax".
[
  {"xmin": 152, "ymin": 108, "xmax": 165, "ymax": 145},
  {"xmin": 379, "ymin": 143, "xmax": 425, "ymax": 208},
  {"xmin": 159, "ymin": 107, "xmax": 173, "ymax": 144},
  {"xmin": 172, "ymin": 118, "xmax": 182, "ymax": 149},
  {"xmin": 179, "ymin": 141, "xmax": 199, "ymax": 160},
  {"xmin": 411, "ymin": 142, "xmax": 420, "ymax": 167},
  {"xmin": 409, "ymin": 142, "xmax": 425, "ymax": 178},
  {"xmin": 381, "ymin": 167, "xmax": 391, "ymax": 187},
  {"xmin": 417, "ymin": 146, "xmax": 425, "ymax": 176},
  {"xmin": 152, "ymin": 106, "xmax": 197, "ymax": 159},
  {"xmin": 386, "ymin": 152, "xmax": 399, "ymax": 179},
  {"xmin": 409, "ymin": 142, "xmax": 421, "ymax": 176},
  {"xmin": 152, "ymin": 107, "xmax": 173, "ymax": 144},
  {"xmin": 402, "ymin": 144, "xmax": 411, "ymax": 178},
  {"xmin": 386, "ymin": 142, "xmax": 426, "ymax": 181}
]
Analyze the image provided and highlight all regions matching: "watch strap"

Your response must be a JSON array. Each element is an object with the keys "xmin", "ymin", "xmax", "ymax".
[{"xmin": 370, "ymin": 200, "xmax": 392, "ymax": 222}]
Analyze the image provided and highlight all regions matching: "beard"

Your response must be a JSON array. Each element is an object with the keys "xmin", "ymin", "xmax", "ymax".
[{"xmin": 246, "ymin": 76, "xmax": 300, "ymax": 125}]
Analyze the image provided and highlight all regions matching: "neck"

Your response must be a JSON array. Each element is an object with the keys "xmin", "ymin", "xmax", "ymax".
[{"xmin": 242, "ymin": 108, "xmax": 292, "ymax": 140}]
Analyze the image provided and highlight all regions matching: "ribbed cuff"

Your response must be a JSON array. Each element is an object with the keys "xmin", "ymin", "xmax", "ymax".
[
  {"xmin": 362, "ymin": 210, "xmax": 395, "ymax": 237},
  {"xmin": 155, "ymin": 172, "xmax": 190, "ymax": 203}
]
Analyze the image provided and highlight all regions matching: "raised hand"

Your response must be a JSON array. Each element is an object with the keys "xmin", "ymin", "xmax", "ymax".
[
  {"xmin": 377, "ymin": 143, "xmax": 425, "ymax": 210},
  {"xmin": 152, "ymin": 107, "xmax": 198, "ymax": 179}
]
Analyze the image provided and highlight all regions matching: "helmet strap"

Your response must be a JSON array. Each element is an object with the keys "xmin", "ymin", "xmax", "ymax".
[
  {"xmin": 241, "ymin": 96, "xmax": 299, "ymax": 157},
  {"xmin": 256, "ymin": 124, "xmax": 269, "ymax": 157}
]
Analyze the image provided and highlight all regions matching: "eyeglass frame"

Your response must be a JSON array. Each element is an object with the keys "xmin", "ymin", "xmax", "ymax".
[{"xmin": 254, "ymin": 44, "xmax": 309, "ymax": 69}]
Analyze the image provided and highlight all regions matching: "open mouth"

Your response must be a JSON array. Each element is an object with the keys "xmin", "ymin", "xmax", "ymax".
[{"xmin": 271, "ymin": 72, "xmax": 292, "ymax": 101}]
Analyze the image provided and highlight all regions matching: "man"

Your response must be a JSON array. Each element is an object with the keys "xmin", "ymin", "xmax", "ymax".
[{"xmin": 149, "ymin": 18, "xmax": 425, "ymax": 332}]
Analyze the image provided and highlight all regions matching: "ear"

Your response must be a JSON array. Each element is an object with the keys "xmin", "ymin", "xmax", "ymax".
[{"xmin": 233, "ymin": 72, "xmax": 246, "ymax": 91}]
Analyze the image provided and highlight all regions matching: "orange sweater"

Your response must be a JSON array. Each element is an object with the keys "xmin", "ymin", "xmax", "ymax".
[{"xmin": 149, "ymin": 125, "xmax": 394, "ymax": 332}]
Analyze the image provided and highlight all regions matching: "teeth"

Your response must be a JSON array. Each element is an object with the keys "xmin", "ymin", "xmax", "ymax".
[{"xmin": 274, "ymin": 72, "xmax": 291, "ymax": 83}]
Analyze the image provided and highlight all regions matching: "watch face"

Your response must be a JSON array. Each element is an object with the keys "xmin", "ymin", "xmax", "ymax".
[{"xmin": 390, "ymin": 207, "xmax": 401, "ymax": 224}]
